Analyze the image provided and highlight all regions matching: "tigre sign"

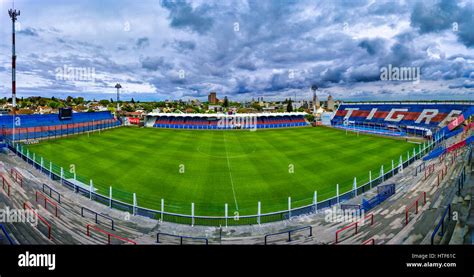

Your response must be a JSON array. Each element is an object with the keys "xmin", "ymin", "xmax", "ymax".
[{"xmin": 333, "ymin": 104, "xmax": 472, "ymax": 128}]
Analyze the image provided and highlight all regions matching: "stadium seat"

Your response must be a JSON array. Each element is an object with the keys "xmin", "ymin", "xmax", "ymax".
[
  {"xmin": 0, "ymin": 111, "xmax": 119, "ymax": 141},
  {"xmin": 152, "ymin": 115, "xmax": 309, "ymax": 130},
  {"xmin": 331, "ymin": 103, "xmax": 473, "ymax": 136}
]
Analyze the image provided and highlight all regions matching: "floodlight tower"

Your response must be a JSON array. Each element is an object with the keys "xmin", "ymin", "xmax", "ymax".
[
  {"xmin": 311, "ymin": 84, "xmax": 318, "ymax": 114},
  {"xmin": 9, "ymin": 8, "xmax": 20, "ymax": 112},
  {"xmin": 115, "ymin": 83, "xmax": 122, "ymax": 112},
  {"xmin": 9, "ymin": 7, "xmax": 20, "ymax": 143}
]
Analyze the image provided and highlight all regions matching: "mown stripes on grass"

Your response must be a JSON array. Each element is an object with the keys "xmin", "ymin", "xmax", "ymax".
[{"xmin": 26, "ymin": 126, "xmax": 414, "ymax": 216}]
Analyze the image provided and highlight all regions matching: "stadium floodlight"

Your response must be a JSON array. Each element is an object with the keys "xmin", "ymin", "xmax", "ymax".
[
  {"xmin": 9, "ymin": 8, "xmax": 20, "ymax": 143},
  {"xmin": 9, "ymin": 9, "xmax": 20, "ymax": 110},
  {"xmin": 115, "ymin": 83, "xmax": 122, "ymax": 112}
]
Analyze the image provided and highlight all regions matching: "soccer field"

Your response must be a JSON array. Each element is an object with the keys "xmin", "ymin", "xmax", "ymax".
[{"xmin": 25, "ymin": 126, "xmax": 415, "ymax": 216}]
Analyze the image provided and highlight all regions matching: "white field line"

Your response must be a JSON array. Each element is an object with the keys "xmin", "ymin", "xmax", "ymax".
[{"xmin": 223, "ymin": 132, "xmax": 239, "ymax": 211}]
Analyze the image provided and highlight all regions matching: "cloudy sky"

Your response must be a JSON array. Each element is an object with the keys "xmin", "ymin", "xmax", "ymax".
[{"xmin": 0, "ymin": 0, "xmax": 473, "ymax": 101}]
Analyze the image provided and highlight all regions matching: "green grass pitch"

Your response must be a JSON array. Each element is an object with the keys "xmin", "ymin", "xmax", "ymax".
[{"xmin": 25, "ymin": 126, "xmax": 415, "ymax": 216}]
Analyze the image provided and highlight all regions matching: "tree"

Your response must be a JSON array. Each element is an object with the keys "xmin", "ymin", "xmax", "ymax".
[
  {"xmin": 305, "ymin": 114, "xmax": 315, "ymax": 122},
  {"xmin": 38, "ymin": 98, "xmax": 47, "ymax": 106},
  {"xmin": 49, "ymin": 101, "xmax": 60, "ymax": 109},
  {"xmin": 121, "ymin": 104, "xmax": 135, "ymax": 112},
  {"xmin": 99, "ymin": 99, "xmax": 110, "ymax": 106},
  {"xmin": 251, "ymin": 102, "xmax": 262, "ymax": 111},
  {"xmin": 74, "ymin": 97, "xmax": 84, "ymax": 105},
  {"xmin": 286, "ymin": 99, "xmax": 293, "ymax": 112},
  {"xmin": 142, "ymin": 103, "xmax": 154, "ymax": 113}
]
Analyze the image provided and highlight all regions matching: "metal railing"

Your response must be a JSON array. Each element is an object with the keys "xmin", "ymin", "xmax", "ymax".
[
  {"xmin": 264, "ymin": 226, "xmax": 312, "ymax": 245},
  {"xmin": 42, "ymin": 183, "xmax": 61, "ymax": 203},
  {"xmin": 156, "ymin": 232, "xmax": 208, "ymax": 245},
  {"xmin": 86, "ymin": 224, "xmax": 136, "ymax": 245},
  {"xmin": 335, "ymin": 213, "xmax": 374, "ymax": 244},
  {"xmin": 81, "ymin": 207, "xmax": 115, "ymax": 231},
  {"xmin": 0, "ymin": 224, "xmax": 15, "ymax": 245},
  {"xmin": 405, "ymin": 192, "xmax": 427, "ymax": 225},
  {"xmin": 23, "ymin": 202, "xmax": 52, "ymax": 240},
  {"xmin": 35, "ymin": 191, "xmax": 59, "ymax": 217},
  {"xmin": 1, "ymin": 174, "xmax": 11, "ymax": 196},
  {"xmin": 431, "ymin": 204, "xmax": 451, "ymax": 245}
]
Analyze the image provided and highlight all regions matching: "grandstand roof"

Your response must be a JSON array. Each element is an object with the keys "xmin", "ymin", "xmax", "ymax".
[{"xmin": 146, "ymin": 112, "xmax": 307, "ymax": 117}]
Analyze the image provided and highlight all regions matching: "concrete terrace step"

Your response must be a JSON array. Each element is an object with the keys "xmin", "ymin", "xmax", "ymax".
[
  {"xmin": 0, "ymin": 157, "xmax": 156, "ymax": 245},
  {"xmin": 337, "ymin": 152, "xmax": 467, "ymax": 245},
  {"xmin": 0, "ymin": 182, "xmax": 52, "ymax": 245}
]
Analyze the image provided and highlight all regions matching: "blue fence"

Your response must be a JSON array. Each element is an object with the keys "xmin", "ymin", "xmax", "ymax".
[
  {"xmin": 0, "ymin": 224, "xmax": 15, "ymax": 245},
  {"xmin": 456, "ymin": 166, "xmax": 467, "ymax": 195},
  {"xmin": 431, "ymin": 204, "xmax": 451, "ymax": 245},
  {"xmin": 361, "ymin": 184, "xmax": 396, "ymax": 211}
]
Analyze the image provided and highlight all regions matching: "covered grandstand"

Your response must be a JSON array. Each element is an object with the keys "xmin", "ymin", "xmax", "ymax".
[
  {"xmin": 331, "ymin": 102, "xmax": 474, "ymax": 137},
  {"xmin": 146, "ymin": 112, "xmax": 309, "ymax": 130},
  {"xmin": 0, "ymin": 111, "xmax": 120, "ymax": 141}
]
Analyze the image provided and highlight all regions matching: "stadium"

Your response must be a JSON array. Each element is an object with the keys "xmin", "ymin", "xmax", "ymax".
[
  {"xmin": 0, "ymin": 101, "xmax": 472, "ymax": 244},
  {"xmin": 1, "ymin": 1, "xmax": 474, "ymax": 275}
]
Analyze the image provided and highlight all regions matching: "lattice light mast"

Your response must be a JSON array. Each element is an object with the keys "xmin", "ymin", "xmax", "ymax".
[
  {"xmin": 115, "ymin": 83, "xmax": 122, "ymax": 113},
  {"xmin": 9, "ymin": 8, "xmax": 20, "ymax": 112}
]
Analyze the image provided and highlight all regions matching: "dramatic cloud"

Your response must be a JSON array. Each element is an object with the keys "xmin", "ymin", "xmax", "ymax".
[
  {"xmin": 136, "ymin": 37, "xmax": 150, "ymax": 49},
  {"xmin": 17, "ymin": 27, "xmax": 39, "ymax": 37},
  {"xmin": 411, "ymin": 0, "xmax": 474, "ymax": 47},
  {"xmin": 141, "ymin": 56, "xmax": 173, "ymax": 71},
  {"xmin": 358, "ymin": 38, "xmax": 388, "ymax": 56},
  {"xmin": 160, "ymin": 0, "xmax": 214, "ymax": 34},
  {"xmin": 0, "ymin": 0, "xmax": 472, "ymax": 101}
]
